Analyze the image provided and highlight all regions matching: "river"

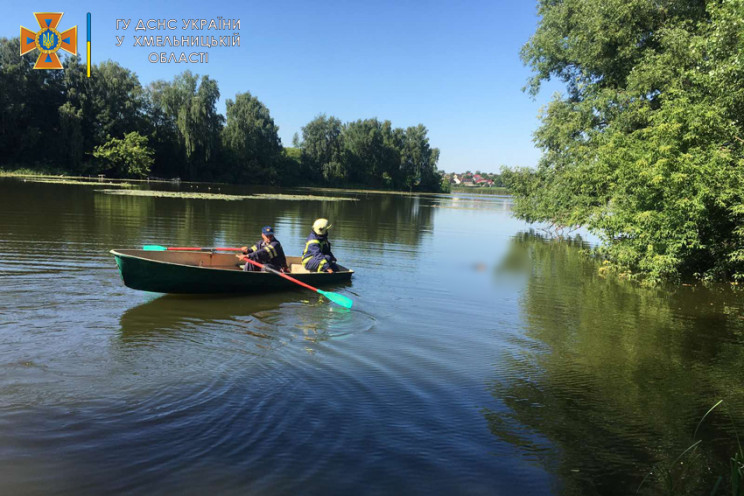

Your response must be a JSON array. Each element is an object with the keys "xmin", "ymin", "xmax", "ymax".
[{"xmin": 0, "ymin": 177, "xmax": 742, "ymax": 495}]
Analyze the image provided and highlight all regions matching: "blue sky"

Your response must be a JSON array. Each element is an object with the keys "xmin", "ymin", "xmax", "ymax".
[{"xmin": 1, "ymin": 0, "xmax": 562, "ymax": 173}]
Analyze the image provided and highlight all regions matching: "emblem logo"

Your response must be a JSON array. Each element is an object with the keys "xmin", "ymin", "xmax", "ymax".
[{"xmin": 20, "ymin": 13, "xmax": 77, "ymax": 70}]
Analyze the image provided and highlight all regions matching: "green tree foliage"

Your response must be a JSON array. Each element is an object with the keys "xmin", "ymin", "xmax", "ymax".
[
  {"xmin": 221, "ymin": 92, "xmax": 282, "ymax": 184},
  {"xmin": 400, "ymin": 124, "xmax": 440, "ymax": 191},
  {"xmin": 440, "ymin": 175, "xmax": 452, "ymax": 193},
  {"xmin": 0, "ymin": 45, "xmax": 145, "ymax": 173},
  {"xmin": 0, "ymin": 37, "xmax": 443, "ymax": 191},
  {"xmin": 144, "ymin": 80, "xmax": 182, "ymax": 178},
  {"xmin": 0, "ymin": 38, "xmax": 64, "ymax": 165},
  {"xmin": 297, "ymin": 116, "xmax": 442, "ymax": 190},
  {"xmin": 92, "ymin": 132, "xmax": 154, "ymax": 178},
  {"xmin": 342, "ymin": 119, "xmax": 404, "ymax": 187},
  {"xmin": 507, "ymin": 0, "xmax": 744, "ymax": 283},
  {"xmin": 277, "ymin": 147, "xmax": 302, "ymax": 186},
  {"xmin": 148, "ymin": 71, "xmax": 223, "ymax": 180},
  {"xmin": 65, "ymin": 59, "xmax": 146, "ymax": 152},
  {"xmin": 58, "ymin": 101, "xmax": 83, "ymax": 170},
  {"xmin": 299, "ymin": 115, "xmax": 344, "ymax": 182}
]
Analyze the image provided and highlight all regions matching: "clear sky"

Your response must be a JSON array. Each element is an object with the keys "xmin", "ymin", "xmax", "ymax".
[{"xmin": 1, "ymin": 0, "xmax": 562, "ymax": 173}]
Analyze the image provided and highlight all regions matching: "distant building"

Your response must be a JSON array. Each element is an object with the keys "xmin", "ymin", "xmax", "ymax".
[{"xmin": 449, "ymin": 172, "xmax": 499, "ymax": 187}]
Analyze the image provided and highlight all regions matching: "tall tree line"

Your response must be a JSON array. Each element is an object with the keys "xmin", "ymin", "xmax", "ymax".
[
  {"xmin": 0, "ymin": 37, "xmax": 444, "ymax": 192},
  {"xmin": 294, "ymin": 115, "xmax": 442, "ymax": 191},
  {"xmin": 504, "ymin": 0, "xmax": 744, "ymax": 283}
]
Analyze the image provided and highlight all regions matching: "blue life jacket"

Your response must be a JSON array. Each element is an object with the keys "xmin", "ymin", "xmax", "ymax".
[
  {"xmin": 247, "ymin": 237, "xmax": 287, "ymax": 268},
  {"xmin": 301, "ymin": 231, "xmax": 335, "ymax": 270}
]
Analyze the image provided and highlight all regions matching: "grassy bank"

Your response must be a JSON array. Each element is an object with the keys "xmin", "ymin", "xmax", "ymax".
[
  {"xmin": 450, "ymin": 186, "xmax": 510, "ymax": 195},
  {"xmin": 1, "ymin": 168, "xmax": 510, "ymax": 197},
  {"xmin": 0, "ymin": 166, "xmax": 71, "ymax": 177},
  {"xmin": 0, "ymin": 168, "xmax": 186, "ymax": 185}
]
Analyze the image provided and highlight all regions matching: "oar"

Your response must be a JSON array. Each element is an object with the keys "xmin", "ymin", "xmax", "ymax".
[
  {"xmin": 241, "ymin": 257, "xmax": 353, "ymax": 309},
  {"xmin": 143, "ymin": 245, "xmax": 242, "ymax": 252}
]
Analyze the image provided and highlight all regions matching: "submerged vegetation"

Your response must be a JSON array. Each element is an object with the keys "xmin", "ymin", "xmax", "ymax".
[
  {"xmin": 0, "ymin": 38, "xmax": 444, "ymax": 192},
  {"xmin": 504, "ymin": 0, "xmax": 744, "ymax": 284}
]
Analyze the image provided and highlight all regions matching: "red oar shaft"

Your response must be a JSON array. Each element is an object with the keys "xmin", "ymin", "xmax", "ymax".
[
  {"xmin": 167, "ymin": 247, "xmax": 242, "ymax": 251},
  {"xmin": 241, "ymin": 257, "xmax": 320, "ymax": 293}
]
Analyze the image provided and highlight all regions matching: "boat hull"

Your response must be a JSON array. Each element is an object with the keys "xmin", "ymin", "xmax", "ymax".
[{"xmin": 111, "ymin": 249, "xmax": 353, "ymax": 294}]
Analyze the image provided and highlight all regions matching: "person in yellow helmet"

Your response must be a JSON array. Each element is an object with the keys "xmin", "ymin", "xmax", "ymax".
[{"xmin": 301, "ymin": 218, "xmax": 339, "ymax": 273}]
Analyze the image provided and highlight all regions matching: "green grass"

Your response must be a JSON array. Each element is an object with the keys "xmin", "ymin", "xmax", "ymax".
[
  {"xmin": 24, "ymin": 178, "xmax": 134, "ymax": 187},
  {"xmin": 0, "ymin": 167, "xmax": 194, "ymax": 185},
  {"xmin": 0, "ymin": 166, "xmax": 69, "ymax": 176},
  {"xmin": 450, "ymin": 186, "xmax": 510, "ymax": 195},
  {"xmin": 637, "ymin": 400, "xmax": 744, "ymax": 496},
  {"xmin": 96, "ymin": 189, "xmax": 359, "ymax": 201}
]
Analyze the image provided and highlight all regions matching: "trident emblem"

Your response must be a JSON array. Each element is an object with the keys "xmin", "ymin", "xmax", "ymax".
[{"xmin": 42, "ymin": 31, "xmax": 56, "ymax": 50}]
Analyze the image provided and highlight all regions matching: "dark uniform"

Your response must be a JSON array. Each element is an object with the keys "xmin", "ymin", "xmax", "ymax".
[
  {"xmin": 244, "ymin": 237, "xmax": 287, "ymax": 272},
  {"xmin": 302, "ymin": 231, "xmax": 338, "ymax": 272}
]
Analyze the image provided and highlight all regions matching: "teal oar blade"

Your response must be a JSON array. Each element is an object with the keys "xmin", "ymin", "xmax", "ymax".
[
  {"xmin": 246, "ymin": 258, "xmax": 354, "ymax": 308},
  {"xmin": 143, "ymin": 245, "xmax": 167, "ymax": 251},
  {"xmin": 317, "ymin": 289, "xmax": 353, "ymax": 309}
]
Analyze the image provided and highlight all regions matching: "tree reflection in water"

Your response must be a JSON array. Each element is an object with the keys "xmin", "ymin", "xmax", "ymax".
[{"xmin": 486, "ymin": 232, "xmax": 744, "ymax": 495}]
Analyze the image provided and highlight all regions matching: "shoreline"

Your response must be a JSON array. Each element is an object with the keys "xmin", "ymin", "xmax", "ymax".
[{"xmin": 0, "ymin": 169, "xmax": 511, "ymax": 197}]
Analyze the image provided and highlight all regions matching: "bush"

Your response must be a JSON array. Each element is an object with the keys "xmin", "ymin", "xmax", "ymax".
[{"xmin": 93, "ymin": 132, "xmax": 154, "ymax": 178}]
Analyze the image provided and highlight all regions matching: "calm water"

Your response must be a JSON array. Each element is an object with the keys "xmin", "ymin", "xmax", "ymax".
[{"xmin": 0, "ymin": 177, "xmax": 742, "ymax": 495}]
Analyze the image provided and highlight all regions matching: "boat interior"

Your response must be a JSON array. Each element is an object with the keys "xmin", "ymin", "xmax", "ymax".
[{"xmin": 113, "ymin": 249, "xmax": 351, "ymax": 274}]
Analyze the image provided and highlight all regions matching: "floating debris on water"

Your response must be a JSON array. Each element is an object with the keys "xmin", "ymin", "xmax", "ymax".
[
  {"xmin": 95, "ymin": 189, "xmax": 359, "ymax": 201},
  {"xmin": 23, "ymin": 179, "xmax": 134, "ymax": 187},
  {"xmin": 250, "ymin": 193, "xmax": 358, "ymax": 201}
]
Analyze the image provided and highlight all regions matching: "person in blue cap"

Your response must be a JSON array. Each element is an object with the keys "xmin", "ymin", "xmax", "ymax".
[{"xmin": 239, "ymin": 226, "xmax": 288, "ymax": 272}]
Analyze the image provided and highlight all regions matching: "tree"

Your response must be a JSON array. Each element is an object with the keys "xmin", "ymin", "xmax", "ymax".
[
  {"xmin": 299, "ymin": 114, "xmax": 344, "ymax": 182},
  {"xmin": 0, "ymin": 36, "xmax": 445, "ymax": 193},
  {"xmin": 277, "ymin": 147, "xmax": 302, "ymax": 186},
  {"xmin": 506, "ymin": 0, "xmax": 744, "ymax": 283},
  {"xmin": 295, "ymin": 115, "xmax": 442, "ymax": 191},
  {"xmin": 0, "ymin": 37, "xmax": 65, "ymax": 166},
  {"xmin": 341, "ymin": 119, "xmax": 381, "ymax": 185},
  {"xmin": 58, "ymin": 101, "xmax": 83, "ymax": 170},
  {"xmin": 221, "ymin": 91, "xmax": 282, "ymax": 183},
  {"xmin": 340, "ymin": 119, "xmax": 403, "ymax": 187},
  {"xmin": 93, "ymin": 132, "xmax": 154, "ymax": 178},
  {"xmin": 400, "ymin": 124, "xmax": 441, "ymax": 191},
  {"xmin": 144, "ymin": 80, "xmax": 182, "ymax": 178},
  {"xmin": 63, "ymin": 59, "xmax": 147, "ymax": 160},
  {"xmin": 148, "ymin": 71, "xmax": 223, "ymax": 179}
]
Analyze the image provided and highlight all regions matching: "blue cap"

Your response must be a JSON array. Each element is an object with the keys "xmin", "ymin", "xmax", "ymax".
[{"xmin": 262, "ymin": 226, "xmax": 275, "ymax": 236}]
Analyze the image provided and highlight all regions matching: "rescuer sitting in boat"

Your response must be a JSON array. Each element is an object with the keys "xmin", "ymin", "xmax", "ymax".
[
  {"xmin": 239, "ymin": 226, "xmax": 289, "ymax": 272},
  {"xmin": 301, "ymin": 218, "xmax": 339, "ymax": 273}
]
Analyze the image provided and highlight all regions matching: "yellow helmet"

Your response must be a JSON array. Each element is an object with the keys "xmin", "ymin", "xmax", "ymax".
[{"xmin": 312, "ymin": 218, "xmax": 332, "ymax": 236}]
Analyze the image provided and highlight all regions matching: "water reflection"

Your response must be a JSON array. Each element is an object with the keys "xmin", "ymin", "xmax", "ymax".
[
  {"xmin": 1, "ymin": 178, "xmax": 438, "ymax": 255},
  {"xmin": 119, "ymin": 280, "xmax": 366, "ymax": 350},
  {"xmin": 119, "ymin": 293, "xmax": 296, "ymax": 343},
  {"xmin": 487, "ymin": 232, "xmax": 744, "ymax": 495},
  {"xmin": 431, "ymin": 193, "xmax": 513, "ymax": 212},
  {"xmin": 86, "ymin": 179, "xmax": 437, "ymax": 250}
]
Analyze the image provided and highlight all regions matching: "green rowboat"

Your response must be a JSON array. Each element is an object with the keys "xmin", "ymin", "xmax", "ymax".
[{"xmin": 111, "ymin": 249, "xmax": 353, "ymax": 294}]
